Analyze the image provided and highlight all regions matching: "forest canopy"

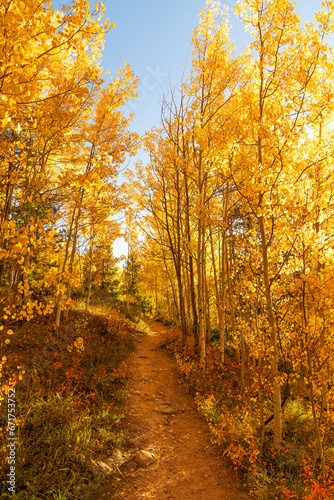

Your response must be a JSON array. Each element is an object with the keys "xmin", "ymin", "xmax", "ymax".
[{"xmin": 1, "ymin": 0, "xmax": 334, "ymax": 497}]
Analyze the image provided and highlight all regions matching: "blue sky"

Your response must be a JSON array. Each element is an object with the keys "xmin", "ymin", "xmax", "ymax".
[
  {"xmin": 97, "ymin": 0, "xmax": 333, "ymax": 260},
  {"xmin": 103, "ymin": 0, "xmax": 331, "ymax": 137},
  {"xmin": 103, "ymin": 0, "xmax": 248, "ymax": 138}
]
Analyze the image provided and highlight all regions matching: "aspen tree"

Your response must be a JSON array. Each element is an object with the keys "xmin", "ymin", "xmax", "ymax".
[{"xmin": 233, "ymin": 0, "xmax": 334, "ymax": 459}]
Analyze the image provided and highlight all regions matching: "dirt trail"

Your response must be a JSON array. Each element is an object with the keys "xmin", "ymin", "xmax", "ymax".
[{"xmin": 118, "ymin": 320, "xmax": 250, "ymax": 500}]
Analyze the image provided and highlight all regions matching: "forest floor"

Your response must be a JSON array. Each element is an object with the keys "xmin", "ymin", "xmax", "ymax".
[{"xmin": 118, "ymin": 319, "xmax": 250, "ymax": 500}]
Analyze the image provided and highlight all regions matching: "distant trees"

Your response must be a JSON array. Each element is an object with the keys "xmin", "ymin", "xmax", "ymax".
[{"xmin": 0, "ymin": 0, "xmax": 138, "ymax": 376}]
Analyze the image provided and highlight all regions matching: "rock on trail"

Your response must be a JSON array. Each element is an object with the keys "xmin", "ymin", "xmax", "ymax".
[{"xmin": 118, "ymin": 320, "xmax": 250, "ymax": 500}]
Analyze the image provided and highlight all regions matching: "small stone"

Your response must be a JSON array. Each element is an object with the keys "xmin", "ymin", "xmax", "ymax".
[
  {"xmin": 123, "ymin": 460, "xmax": 138, "ymax": 472},
  {"xmin": 161, "ymin": 407, "xmax": 177, "ymax": 415},
  {"xmin": 153, "ymin": 405, "xmax": 177, "ymax": 415},
  {"xmin": 127, "ymin": 438, "xmax": 141, "ymax": 449},
  {"xmin": 90, "ymin": 459, "xmax": 112, "ymax": 475},
  {"xmin": 134, "ymin": 450, "xmax": 155, "ymax": 467},
  {"xmin": 110, "ymin": 449, "xmax": 124, "ymax": 466}
]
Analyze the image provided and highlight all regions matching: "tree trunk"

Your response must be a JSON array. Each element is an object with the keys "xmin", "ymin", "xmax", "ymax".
[
  {"xmin": 55, "ymin": 207, "xmax": 76, "ymax": 333},
  {"xmin": 184, "ymin": 256, "xmax": 192, "ymax": 333},
  {"xmin": 198, "ymin": 213, "xmax": 206, "ymax": 364},
  {"xmin": 210, "ymin": 225, "xmax": 224, "ymax": 351},
  {"xmin": 23, "ymin": 254, "xmax": 30, "ymax": 306},
  {"xmin": 302, "ymin": 247, "xmax": 326, "ymax": 480},
  {"xmin": 64, "ymin": 199, "xmax": 83, "ymax": 317},
  {"xmin": 86, "ymin": 234, "xmax": 94, "ymax": 311},
  {"xmin": 258, "ymin": 214, "xmax": 282, "ymax": 457},
  {"xmin": 220, "ymin": 227, "xmax": 227, "ymax": 364},
  {"xmin": 184, "ymin": 166, "xmax": 198, "ymax": 343}
]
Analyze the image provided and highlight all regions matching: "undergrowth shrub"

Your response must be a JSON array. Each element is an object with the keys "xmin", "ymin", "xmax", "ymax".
[
  {"xmin": 0, "ymin": 306, "xmax": 135, "ymax": 499},
  {"xmin": 162, "ymin": 324, "xmax": 334, "ymax": 500}
]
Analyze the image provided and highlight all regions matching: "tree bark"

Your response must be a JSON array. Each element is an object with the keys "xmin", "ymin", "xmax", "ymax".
[{"xmin": 258, "ymin": 214, "xmax": 282, "ymax": 457}]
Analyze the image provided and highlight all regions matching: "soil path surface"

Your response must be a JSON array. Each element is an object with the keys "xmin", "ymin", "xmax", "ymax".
[{"xmin": 118, "ymin": 320, "xmax": 250, "ymax": 500}]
